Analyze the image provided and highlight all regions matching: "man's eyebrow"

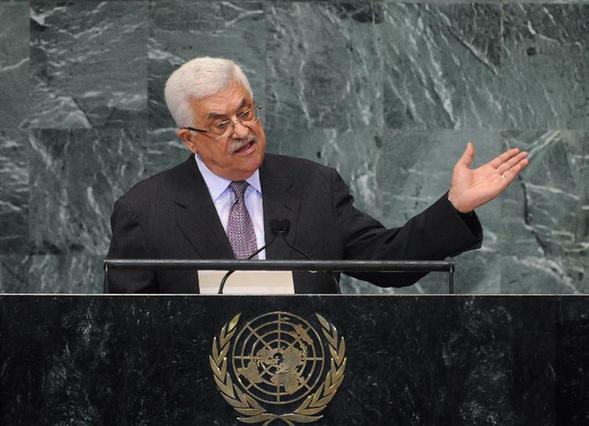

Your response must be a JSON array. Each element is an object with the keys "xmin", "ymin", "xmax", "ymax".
[
  {"xmin": 207, "ymin": 112, "xmax": 228, "ymax": 120},
  {"xmin": 206, "ymin": 99, "xmax": 249, "ymax": 119}
]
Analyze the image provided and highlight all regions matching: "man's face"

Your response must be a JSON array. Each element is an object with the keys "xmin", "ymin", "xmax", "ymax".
[{"xmin": 177, "ymin": 81, "xmax": 266, "ymax": 181}]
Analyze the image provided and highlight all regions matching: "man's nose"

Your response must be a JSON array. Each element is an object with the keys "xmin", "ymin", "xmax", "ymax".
[{"xmin": 231, "ymin": 119, "xmax": 250, "ymax": 139}]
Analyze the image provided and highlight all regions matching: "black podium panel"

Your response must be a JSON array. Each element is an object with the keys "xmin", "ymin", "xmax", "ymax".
[{"xmin": 1, "ymin": 295, "xmax": 588, "ymax": 425}]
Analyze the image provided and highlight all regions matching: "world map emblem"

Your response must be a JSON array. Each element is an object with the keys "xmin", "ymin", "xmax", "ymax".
[{"xmin": 209, "ymin": 311, "xmax": 347, "ymax": 425}]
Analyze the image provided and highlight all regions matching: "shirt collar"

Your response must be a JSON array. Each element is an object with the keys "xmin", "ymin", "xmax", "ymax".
[{"xmin": 194, "ymin": 154, "xmax": 261, "ymax": 201}]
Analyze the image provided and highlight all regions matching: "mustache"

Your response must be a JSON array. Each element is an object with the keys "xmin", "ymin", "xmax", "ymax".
[{"xmin": 230, "ymin": 136, "xmax": 256, "ymax": 153}]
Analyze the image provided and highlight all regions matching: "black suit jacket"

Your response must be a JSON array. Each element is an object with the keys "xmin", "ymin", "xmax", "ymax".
[{"xmin": 106, "ymin": 154, "xmax": 482, "ymax": 293}]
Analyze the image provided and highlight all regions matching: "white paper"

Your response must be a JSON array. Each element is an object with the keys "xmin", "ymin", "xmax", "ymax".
[{"xmin": 198, "ymin": 270, "xmax": 295, "ymax": 294}]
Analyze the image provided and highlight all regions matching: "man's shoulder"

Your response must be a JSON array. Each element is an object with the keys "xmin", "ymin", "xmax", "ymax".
[
  {"xmin": 263, "ymin": 153, "xmax": 335, "ymax": 179},
  {"xmin": 116, "ymin": 156, "xmax": 193, "ymax": 208}
]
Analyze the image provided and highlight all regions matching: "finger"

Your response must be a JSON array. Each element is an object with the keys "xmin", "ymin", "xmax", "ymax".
[
  {"xmin": 489, "ymin": 147, "xmax": 521, "ymax": 169},
  {"xmin": 458, "ymin": 142, "xmax": 475, "ymax": 167},
  {"xmin": 497, "ymin": 151, "xmax": 529, "ymax": 174},
  {"xmin": 501, "ymin": 158, "xmax": 529, "ymax": 184}
]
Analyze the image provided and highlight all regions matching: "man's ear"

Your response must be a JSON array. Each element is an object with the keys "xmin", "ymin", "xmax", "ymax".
[{"xmin": 177, "ymin": 129, "xmax": 198, "ymax": 153}]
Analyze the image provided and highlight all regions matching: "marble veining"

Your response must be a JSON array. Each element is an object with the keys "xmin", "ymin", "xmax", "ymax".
[
  {"xmin": 0, "ymin": 2, "xmax": 29, "ymax": 128},
  {"xmin": 30, "ymin": 1, "xmax": 148, "ymax": 128},
  {"xmin": 0, "ymin": 130, "xmax": 29, "ymax": 254},
  {"xmin": 0, "ymin": 1, "xmax": 586, "ymax": 294},
  {"xmin": 500, "ymin": 4, "xmax": 589, "ymax": 128},
  {"xmin": 266, "ymin": 1, "xmax": 383, "ymax": 131},
  {"xmin": 28, "ymin": 129, "xmax": 148, "ymax": 257}
]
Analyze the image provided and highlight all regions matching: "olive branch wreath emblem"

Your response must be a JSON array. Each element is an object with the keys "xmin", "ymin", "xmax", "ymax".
[{"xmin": 209, "ymin": 313, "xmax": 347, "ymax": 425}]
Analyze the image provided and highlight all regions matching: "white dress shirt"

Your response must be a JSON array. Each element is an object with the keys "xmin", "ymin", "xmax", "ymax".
[{"xmin": 194, "ymin": 154, "xmax": 266, "ymax": 259}]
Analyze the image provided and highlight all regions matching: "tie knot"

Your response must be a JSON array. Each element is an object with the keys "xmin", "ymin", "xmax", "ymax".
[{"xmin": 230, "ymin": 181, "xmax": 248, "ymax": 199}]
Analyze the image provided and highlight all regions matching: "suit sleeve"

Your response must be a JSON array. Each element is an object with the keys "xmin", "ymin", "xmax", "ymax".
[
  {"xmin": 106, "ymin": 199, "xmax": 158, "ymax": 293},
  {"xmin": 331, "ymin": 168, "xmax": 482, "ymax": 287}
]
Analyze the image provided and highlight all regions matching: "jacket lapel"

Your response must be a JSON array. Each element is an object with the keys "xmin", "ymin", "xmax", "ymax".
[
  {"xmin": 171, "ymin": 154, "xmax": 302, "ymax": 261},
  {"xmin": 260, "ymin": 156, "xmax": 301, "ymax": 260},
  {"xmin": 172, "ymin": 156, "xmax": 234, "ymax": 259}
]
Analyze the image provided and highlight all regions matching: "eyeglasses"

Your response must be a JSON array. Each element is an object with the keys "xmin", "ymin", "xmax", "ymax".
[{"xmin": 182, "ymin": 105, "xmax": 262, "ymax": 139}]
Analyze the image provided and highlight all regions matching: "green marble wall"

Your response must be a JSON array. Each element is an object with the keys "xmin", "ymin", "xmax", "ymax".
[{"xmin": 0, "ymin": 1, "xmax": 587, "ymax": 294}]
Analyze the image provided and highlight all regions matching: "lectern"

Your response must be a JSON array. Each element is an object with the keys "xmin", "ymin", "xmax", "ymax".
[{"xmin": 1, "ymin": 262, "xmax": 588, "ymax": 424}]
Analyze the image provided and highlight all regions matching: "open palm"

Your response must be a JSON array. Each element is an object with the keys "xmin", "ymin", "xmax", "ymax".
[{"xmin": 448, "ymin": 143, "xmax": 529, "ymax": 213}]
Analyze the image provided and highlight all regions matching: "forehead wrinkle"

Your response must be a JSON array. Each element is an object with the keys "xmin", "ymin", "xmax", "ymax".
[{"xmin": 206, "ymin": 98, "xmax": 250, "ymax": 119}]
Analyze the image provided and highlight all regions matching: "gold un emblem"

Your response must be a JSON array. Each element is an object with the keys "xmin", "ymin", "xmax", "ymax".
[{"xmin": 210, "ymin": 311, "xmax": 347, "ymax": 425}]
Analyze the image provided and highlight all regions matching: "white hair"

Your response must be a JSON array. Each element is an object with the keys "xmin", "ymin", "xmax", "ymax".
[{"xmin": 164, "ymin": 57, "xmax": 253, "ymax": 128}]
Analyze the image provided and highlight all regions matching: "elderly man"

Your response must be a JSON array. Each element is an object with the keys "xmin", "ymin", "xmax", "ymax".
[{"xmin": 107, "ymin": 57, "xmax": 529, "ymax": 293}]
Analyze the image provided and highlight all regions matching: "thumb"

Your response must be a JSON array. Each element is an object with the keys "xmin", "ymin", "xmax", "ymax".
[{"xmin": 458, "ymin": 142, "xmax": 475, "ymax": 168}]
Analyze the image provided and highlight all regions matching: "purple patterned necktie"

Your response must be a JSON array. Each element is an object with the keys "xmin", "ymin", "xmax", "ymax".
[{"xmin": 227, "ymin": 181, "xmax": 258, "ymax": 259}]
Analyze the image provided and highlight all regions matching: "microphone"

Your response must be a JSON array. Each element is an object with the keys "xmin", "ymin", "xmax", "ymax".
[
  {"xmin": 272, "ymin": 220, "xmax": 341, "ymax": 293},
  {"xmin": 217, "ymin": 219, "xmax": 290, "ymax": 294},
  {"xmin": 217, "ymin": 219, "xmax": 340, "ymax": 294}
]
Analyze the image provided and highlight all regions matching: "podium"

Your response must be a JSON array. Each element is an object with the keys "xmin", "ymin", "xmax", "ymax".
[{"xmin": 1, "ymin": 294, "xmax": 588, "ymax": 425}]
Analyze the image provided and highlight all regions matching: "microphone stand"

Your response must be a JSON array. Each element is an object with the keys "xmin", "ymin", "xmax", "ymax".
[
  {"xmin": 217, "ymin": 233, "xmax": 280, "ymax": 294},
  {"xmin": 217, "ymin": 219, "xmax": 341, "ymax": 294},
  {"xmin": 276, "ymin": 233, "xmax": 342, "ymax": 294}
]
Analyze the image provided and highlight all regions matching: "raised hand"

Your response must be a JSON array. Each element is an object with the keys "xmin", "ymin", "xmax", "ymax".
[{"xmin": 448, "ymin": 142, "xmax": 529, "ymax": 213}]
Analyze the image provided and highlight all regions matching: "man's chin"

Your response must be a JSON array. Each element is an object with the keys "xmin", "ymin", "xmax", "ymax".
[{"xmin": 228, "ymin": 153, "xmax": 264, "ymax": 181}]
